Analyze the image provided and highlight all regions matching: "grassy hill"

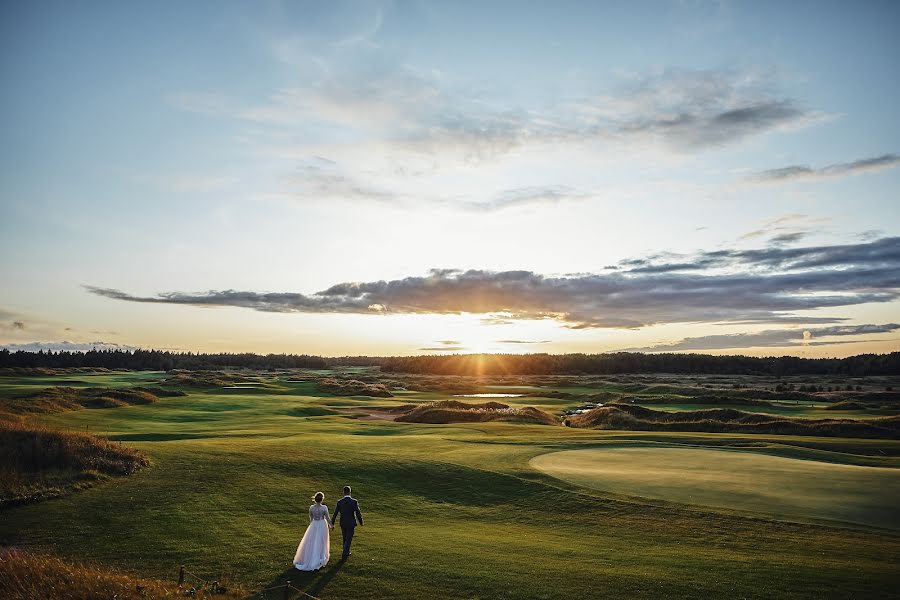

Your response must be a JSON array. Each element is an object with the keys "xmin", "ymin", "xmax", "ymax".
[
  {"xmin": 567, "ymin": 402, "xmax": 900, "ymax": 438},
  {"xmin": 0, "ymin": 370, "xmax": 898, "ymax": 599},
  {"xmin": 0, "ymin": 419, "xmax": 148, "ymax": 507}
]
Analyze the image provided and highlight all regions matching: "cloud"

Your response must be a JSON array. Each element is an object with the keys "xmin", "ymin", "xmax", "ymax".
[
  {"xmin": 286, "ymin": 159, "xmax": 395, "ymax": 203},
  {"xmin": 458, "ymin": 186, "xmax": 590, "ymax": 211},
  {"xmin": 87, "ymin": 237, "xmax": 900, "ymax": 330},
  {"xmin": 480, "ymin": 316, "xmax": 515, "ymax": 326},
  {"xmin": 497, "ymin": 339, "xmax": 551, "ymax": 344},
  {"xmin": 768, "ymin": 232, "xmax": 808, "ymax": 246},
  {"xmin": 0, "ymin": 341, "xmax": 140, "ymax": 352},
  {"xmin": 1, "ymin": 319, "xmax": 27, "ymax": 331},
  {"xmin": 625, "ymin": 323, "xmax": 900, "ymax": 352},
  {"xmin": 738, "ymin": 213, "xmax": 828, "ymax": 246},
  {"xmin": 173, "ymin": 63, "xmax": 818, "ymax": 170},
  {"xmin": 418, "ymin": 346, "xmax": 467, "ymax": 352},
  {"xmin": 620, "ymin": 100, "xmax": 807, "ymax": 150},
  {"xmin": 750, "ymin": 154, "xmax": 900, "ymax": 183},
  {"xmin": 616, "ymin": 234, "xmax": 900, "ymax": 273}
]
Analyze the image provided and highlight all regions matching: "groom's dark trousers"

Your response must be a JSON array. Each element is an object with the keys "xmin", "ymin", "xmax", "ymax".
[{"xmin": 332, "ymin": 496, "xmax": 363, "ymax": 558}]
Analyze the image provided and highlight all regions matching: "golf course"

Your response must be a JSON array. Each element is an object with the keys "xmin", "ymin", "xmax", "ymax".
[{"xmin": 2, "ymin": 367, "xmax": 899, "ymax": 599}]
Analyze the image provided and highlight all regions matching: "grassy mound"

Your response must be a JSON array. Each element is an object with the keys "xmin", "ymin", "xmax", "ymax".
[
  {"xmin": 0, "ymin": 421, "xmax": 148, "ymax": 507},
  {"xmin": 824, "ymin": 400, "xmax": 870, "ymax": 411},
  {"xmin": 1, "ymin": 386, "xmax": 181, "ymax": 415},
  {"xmin": 0, "ymin": 367, "xmax": 112, "ymax": 377},
  {"xmin": 163, "ymin": 370, "xmax": 258, "ymax": 388},
  {"xmin": 396, "ymin": 400, "xmax": 558, "ymax": 425},
  {"xmin": 317, "ymin": 378, "xmax": 393, "ymax": 397},
  {"xmin": 0, "ymin": 548, "xmax": 242, "ymax": 599},
  {"xmin": 567, "ymin": 403, "xmax": 900, "ymax": 438}
]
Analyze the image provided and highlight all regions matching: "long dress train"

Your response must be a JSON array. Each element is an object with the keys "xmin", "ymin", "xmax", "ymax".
[{"xmin": 293, "ymin": 503, "xmax": 331, "ymax": 571}]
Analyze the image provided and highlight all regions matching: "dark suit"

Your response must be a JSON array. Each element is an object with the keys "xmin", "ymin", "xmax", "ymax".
[{"xmin": 332, "ymin": 496, "xmax": 363, "ymax": 558}]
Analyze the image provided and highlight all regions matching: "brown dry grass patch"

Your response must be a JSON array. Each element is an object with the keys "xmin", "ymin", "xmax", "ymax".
[
  {"xmin": 567, "ymin": 403, "xmax": 900, "ymax": 438},
  {"xmin": 396, "ymin": 400, "xmax": 558, "ymax": 425},
  {"xmin": 0, "ymin": 420, "xmax": 148, "ymax": 507},
  {"xmin": 0, "ymin": 548, "xmax": 243, "ymax": 599}
]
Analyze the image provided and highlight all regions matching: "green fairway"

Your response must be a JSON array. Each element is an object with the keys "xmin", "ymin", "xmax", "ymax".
[
  {"xmin": 2, "ymin": 371, "xmax": 900, "ymax": 599},
  {"xmin": 531, "ymin": 447, "xmax": 900, "ymax": 530}
]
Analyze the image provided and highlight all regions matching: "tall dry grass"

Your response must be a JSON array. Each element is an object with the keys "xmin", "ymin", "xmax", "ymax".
[
  {"xmin": 0, "ymin": 548, "xmax": 243, "ymax": 599},
  {"xmin": 396, "ymin": 400, "xmax": 558, "ymax": 425},
  {"xmin": 567, "ymin": 403, "xmax": 900, "ymax": 438},
  {"xmin": 0, "ymin": 420, "xmax": 148, "ymax": 507}
]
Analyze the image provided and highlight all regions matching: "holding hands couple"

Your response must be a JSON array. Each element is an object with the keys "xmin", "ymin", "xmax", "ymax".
[{"xmin": 293, "ymin": 486, "xmax": 363, "ymax": 571}]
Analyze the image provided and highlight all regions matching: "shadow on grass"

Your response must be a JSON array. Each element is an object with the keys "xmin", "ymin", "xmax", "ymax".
[{"xmin": 257, "ymin": 559, "xmax": 344, "ymax": 599}]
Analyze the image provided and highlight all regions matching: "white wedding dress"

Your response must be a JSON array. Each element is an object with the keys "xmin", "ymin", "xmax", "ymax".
[{"xmin": 293, "ymin": 503, "xmax": 331, "ymax": 571}]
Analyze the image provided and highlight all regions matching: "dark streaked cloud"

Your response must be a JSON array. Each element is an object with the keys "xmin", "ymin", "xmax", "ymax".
[
  {"xmin": 87, "ymin": 237, "xmax": 900, "ymax": 330},
  {"xmin": 497, "ymin": 339, "xmax": 551, "ymax": 344},
  {"xmin": 625, "ymin": 323, "xmax": 900, "ymax": 352},
  {"xmin": 615, "ymin": 235, "xmax": 900, "ymax": 273},
  {"xmin": 1, "ymin": 319, "xmax": 27, "ymax": 332},
  {"xmin": 750, "ymin": 153, "xmax": 900, "ymax": 183},
  {"xmin": 176, "ymin": 66, "xmax": 817, "ymax": 163},
  {"xmin": 769, "ymin": 232, "xmax": 808, "ymax": 246},
  {"xmin": 621, "ymin": 100, "xmax": 805, "ymax": 150}
]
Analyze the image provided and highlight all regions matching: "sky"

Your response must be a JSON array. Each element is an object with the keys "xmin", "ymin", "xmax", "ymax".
[{"xmin": 1, "ymin": 0, "xmax": 899, "ymax": 357}]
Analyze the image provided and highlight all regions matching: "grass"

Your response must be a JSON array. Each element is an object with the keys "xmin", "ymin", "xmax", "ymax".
[
  {"xmin": 0, "ymin": 548, "xmax": 243, "ymax": 599},
  {"xmin": 317, "ymin": 377, "xmax": 393, "ymax": 397},
  {"xmin": 395, "ymin": 399, "xmax": 558, "ymax": 425},
  {"xmin": 531, "ymin": 447, "xmax": 900, "ymax": 529},
  {"xmin": 568, "ymin": 402, "xmax": 900, "ymax": 439},
  {"xmin": 0, "ymin": 371, "xmax": 898, "ymax": 599},
  {"xmin": 0, "ymin": 419, "xmax": 148, "ymax": 507},
  {"xmin": 0, "ymin": 385, "xmax": 184, "ymax": 416}
]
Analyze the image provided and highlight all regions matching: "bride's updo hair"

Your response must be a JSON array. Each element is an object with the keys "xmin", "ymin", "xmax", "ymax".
[{"xmin": 312, "ymin": 491, "xmax": 324, "ymax": 504}]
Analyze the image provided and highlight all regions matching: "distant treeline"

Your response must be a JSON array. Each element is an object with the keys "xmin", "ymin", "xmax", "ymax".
[
  {"xmin": 0, "ymin": 349, "xmax": 350, "ymax": 371},
  {"xmin": 1, "ymin": 348, "xmax": 898, "ymax": 376},
  {"xmin": 379, "ymin": 352, "xmax": 900, "ymax": 376}
]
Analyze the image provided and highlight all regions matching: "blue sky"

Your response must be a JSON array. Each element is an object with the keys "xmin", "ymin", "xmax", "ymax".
[{"xmin": 1, "ymin": 0, "xmax": 899, "ymax": 356}]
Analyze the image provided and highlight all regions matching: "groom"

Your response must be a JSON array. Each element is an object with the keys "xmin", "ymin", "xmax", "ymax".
[{"xmin": 332, "ymin": 485, "xmax": 363, "ymax": 560}]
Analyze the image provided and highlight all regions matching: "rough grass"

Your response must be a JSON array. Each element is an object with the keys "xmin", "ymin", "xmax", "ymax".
[
  {"xmin": 163, "ymin": 371, "xmax": 258, "ymax": 388},
  {"xmin": 825, "ymin": 399, "xmax": 870, "ymax": 410},
  {"xmin": 0, "ymin": 548, "xmax": 243, "ymax": 599},
  {"xmin": 0, "ymin": 420, "xmax": 148, "ymax": 507},
  {"xmin": 0, "ymin": 367, "xmax": 112, "ymax": 377},
  {"xmin": 568, "ymin": 402, "xmax": 900, "ymax": 439},
  {"xmin": 317, "ymin": 377, "xmax": 393, "ymax": 397},
  {"xmin": 396, "ymin": 399, "xmax": 558, "ymax": 425},
  {"xmin": 0, "ymin": 386, "xmax": 183, "ymax": 415}
]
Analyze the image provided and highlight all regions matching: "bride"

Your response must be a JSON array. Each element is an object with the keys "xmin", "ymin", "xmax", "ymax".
[{"xmin": 293, "ymin": 491, "xmax": 333, "ymax": 571}]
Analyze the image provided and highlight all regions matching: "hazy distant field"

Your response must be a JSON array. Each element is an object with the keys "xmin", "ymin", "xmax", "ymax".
[{"xmin": 2, "ymin": 369, "xmax": 899, "ymax": 599}]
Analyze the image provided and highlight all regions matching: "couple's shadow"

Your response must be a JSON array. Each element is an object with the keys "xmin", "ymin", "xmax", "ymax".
[{"xmin": 258, "ymin": 558, "xmax": 345, "ymax": 598}]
